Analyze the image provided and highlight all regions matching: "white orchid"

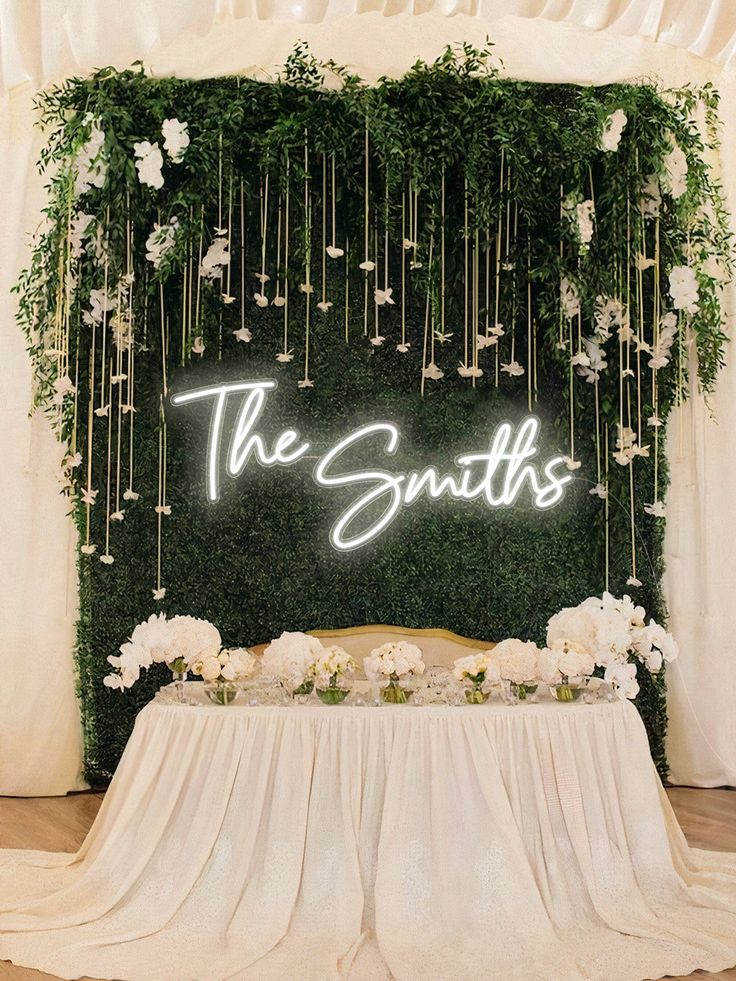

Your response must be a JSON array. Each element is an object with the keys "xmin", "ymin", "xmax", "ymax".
[
  {"xmin": 123, "ymin": 488, "xmax": 140, "ymax": 501},
  {"xmin": 375, "ymin": 287, "xmax": 395, "ymax": 306},
  {"xmin": 272, "ymin": 295, "xmax": 286, "ymax": 308},
  {"xmin": 326, "ymin": 245, "xmax": 344, "ymax": 259},
  {"xmin": 222, "ymin": 293, "xmax": 236, "ymax": 304},
  {"xmin": 74, "ymin": 120, "xmax": 107, "ymax": 195},
  {"xmin": 80, "ymin": 487, "xmax": 98, "ymax": 506},
  {"xmin": 299, "ymin": 282, "xmax": 314, "ymax": 295},
  {"xmin": 396, "ymin": 342, "xmax": 411, "ymax": 353},
  {"xmin": 457, "ymin": 364, "xmax": 483, "ymax": 378},
  {"xmin": 317, "ymin": 300, "xmax": 333, "ymax": 313},
  {"xmin": 161, "ymin": 118, "xmax": 189, "ymax": 163},
  {"xmin": 369, "ymin": 334, "xmax": 386, "ymax": 347},
  {"xmin": 605, "ymin": 662, "xmax": 639, "ymax": 699},
  {"xmin": 663, "ymin": 139, "xmax": 688, "ymax": 199},
  {"xmin": 297, "ymin": 378, "xmax": 314, "ymax": 389},
  {"xmin": 200, "ymin": 236, "xmax": 230, "ymax": 279},
  {"xmin": 134, "ymin": 141, "xmax": 164, "ymax": 190},
  {"xmin": 600, "ymin": 108, "xmax": 627, "ymax": 151},
  {"xmin": 70, "ymin": 213, "xmax": 94, "ymax": 258},
  {"xmin": 80, "ymin": 543, "xmax": 97, "ymax": 555},
  {"xmin": 560, "ymin": 277, "xmax": 581, "ymax": 320},
  {"xmin": 476, "ymin": 333, "xmax": 498, "ymax": 349},
  {"xmin": 669, "ymin": 265, "xmax": 699, "ymax": 314},
  {"xmin": 145, "ymin": 217, "xmax": 179, "ymax": 269},
  {"xmin": 152, "ymin": 587, "xmax": 166, "ymax": 601},
  {"xmin": 562, "ymin": 456, "xmax": 581, "ymax": 471},
  {"xmin": 255, "ymin": 272, "xmax": 270, "ymax": 284},
  {"xmin": 155, "ymin": 504, "xmax": 172, "ymax": 515},
  {"xmin": 359, "ymin": 259, "xmax": 376, "ymax": 272},
  {"xmin": 644, "ymin": 500, "xmax": 666, "ymax": 517},
  {"xmin": 110, "ymin": 510, "xmax": 125, "ymax": 522},
  {"xmin": 100, "ymin": 554, "xmax": 114, "ymax": 565},
  {"xmin": 589, "ymin": 483, "xmax": 608, "ymax": 499},
  {"xmin": 94, "ymin": 405, "xmax": 109, "ymax": 418},
  {"xmin": 232, "ymin": 327, "xmax": 252, "ymax": 343},
  {"xmin": 254, "ymin": 292, "xmax": 269, "ymax": 308},
  {"xmin": 276, "ymin": 350, "xmax": 294, "ymax": 363}
]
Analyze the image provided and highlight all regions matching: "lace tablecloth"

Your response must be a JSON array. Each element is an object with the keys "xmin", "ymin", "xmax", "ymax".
[{"xmin": 1, "ymin": 693, "xmax": 736, "ymax": 981}]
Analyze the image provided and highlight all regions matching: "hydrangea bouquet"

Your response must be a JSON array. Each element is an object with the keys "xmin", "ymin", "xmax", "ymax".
[
  {"xmin": 260, "ymin": 631, "xmax": 327, "ymax": 695},
  {"xmin": 363, "ymin": 641, "xmax": 425, "ymax": 704}
]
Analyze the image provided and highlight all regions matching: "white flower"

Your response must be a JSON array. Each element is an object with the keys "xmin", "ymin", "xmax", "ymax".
[
  {"xmin": 536, "ymin": 648, "xmax": 562, "ymax": 686},
  {"xmin": 232, "ymin": 327, "xmax": 252, "ymax": 343},
  {"xmin": 155, "ymin": 504, "xmax": 172, "ymax": 515},
  {"xmin": 145, "ymin": 217, "xmax": 179, "ymax": 269},
  {"xmin": 369, "ymin": 335, "xmax": 386, "ymax": 347},
  {"xmin": 100, "ymin": 553, "xmax": 114, "ymax": 565},
  {"xmin": 490, "ymin": 639, "xmax": 539, "ymax": 685},
  {"xmin": 83, "ymin": 287, "xmax": 116, "ymax": 327},
  {"xmin": 94, "ymin": 405, "xmax": 109, "ymax": 418},
  {"xmin": 133, "ymin": 141, "xmax": 164, "ymax": 190},
  {"xmin": 663, "ymin": 139, "xmax": 688, "ymax": 199},
  {"xmin": 123, "ymin": 488, "xmax": 140, "ymax": 501},
  {"xmin": 644, "ymin": 500, "xmax": 666, "ymax": 517},
  {"xmin": 70, "ymin": 213, "xmax": 94, "ymax": 258},
  {"xmin": 605, "ymin": 662, "xmax": 639, "ymax": 699},
  {"xmin": 222, "ymin": 293, "xmax": 236, "ymax": 304},
  {"xmin": 562, "ymin": 456, "xmax": 581, "ymax": 471},
  {"xmin": 577, "ymin": 336, "xmax": 608, "ymax": 383},
  {"xmin": 476, "ymin": 333, "xmax": 497, "ymax": 349},
  {"xmin": 103, "ymin": 673, "xmax": 124, "ymax": 691},
  {"xmin": 434, "ymin": 331, "xmax": 453, "ymax": 344},
  {"xmin": 310, "ymin": 645, "xmax": 356, "ymax": 689},
  {"xmin": 647, "ymin": 414, "xmax": 662, "ymax": 428},
  {"xmin": 557, "ymin": 648, "xmax": 595, "ymax": 680},
  {"xmin": 326, "ymin": 245, "xmax": 344, "ymax": 259},
  {"xmin": 161, "ymin": 118, "xmax": 189, "ymax": 163},
  {"xmin": 152, "ymin": 587, "xmax": 166, "ymax": 601},
  {"xmin": 64, "ymin": 452, "xmax": 83, "ymax": 470},
  {"xmin": 299, "ymin": 283, "xmax": 314, "ymax": 295},
  {"xmin": 589, "ymin": 483, "xmax": 608, "ymax": 499},
  {"xmin": 110, "ymin": 510, "xmax": 125, "ymax": 522},
  {"xmin": 359, "ymin": 260, "xmax": 375, "ymax": 272},
  {"xmin": 457, "ymin": 364, "xmax": 483, "ymax": 378},
  {"xmin": 255, "ymin": 272, "xmax": 270, "ymax": 284},
  {"xmin": 560, "ymin": 277, "xmax": 580, "ymax": 320},
  {"xmin": 276, "ymin": 350, "xmax": 294, "ymax": 363},
  {"xmin": 396, "ymin": 342, "xmax": 411, "ymax": 353},
  {"xmin": 254, "ymin": 293, "xmax": 269, "ymax": 308},
  {"xmin": 422, "ymin": 362, "xmax": 444, "ymax": 381},
  {"xmin": 636, "ymin": 254, "xmax": 656, "ymax": 271},
  {"xmin": 227, "ymin": 648, "xmax": 257, "ymax": 679},
  {"xmin": 626, "ymin": 576, "xmax": 642, "ymax": 587},
  {"xmin": 80, "ymin": 487, "xmax": 98, "ymax": 506},
  {"xmin": 167, "ymin": 616, "xmax": 221, "ymax": 668},
  {"xmin": 601, "ymin": 108, "xmax": 627, "ymax": 151},
  {"xmin": 669, "ymin": 265, "xmax": 699, "ymax": 314},
  {"xmin": 701, "ymin": 254, "xmax": 727, "ymax": 282},
  {"xmin": 200, "ymin": 236, "xmax": 230, "ymax": 279},
  {"xmin": 452, "ymin": 652, "xmax": 500, "ymax": 685},
  {"xmin": 317, "ymin": 300, "xmax": 333, "ymax": 313},
  {"xmin": 297, "ymin": 378, "xmax": 314, "ymax": 389},
  {"xmin": 52, "ymin": 375, "xmax": 76, "ymax": 405},
  {"xmin": 272, "ymin": 295, "xmax": 286, "ymax": 308},
  {"xmin": 562, "ymin": 195, "xmax": 595, "ymax": 247},
  {"xmin": 262, "ymin": 631, "xmax": 325, "ymax": 687},
  {"xmin": 364, "ymin": 641, "xmax": 425, "ymax": 685},
  {"xmin": 570, "ymin": 350, "xmax": 590, "ymax": 368},
  {"xmin": 75, "ymin": 121, "xmax": 107, "ymax": 195},
  {"xmin": 375, "ymin": 287, "xmax": 395, "ymax": 306},
  {"xmin": 501, "ymin": 360, "xmax": 525, "ymax": 377},
  {"xmin": 403, "ymin": 238, "xmax": 415, "ymax": 250},
  {"xmin": 80, "ymin": 543, "xmax": 97, "ymax": 555},
  {"xmin": 192, "ymin": 336, "xmax": 205, "ymax": 356},
  {"xmin": 489, "ymin": 323, "xmax": 505, "ymax": 337}
]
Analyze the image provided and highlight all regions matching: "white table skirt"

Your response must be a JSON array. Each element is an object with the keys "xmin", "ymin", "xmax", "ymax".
[{"xmin": 1, "ymin": 694, "xmax": 736, "ymax": 981}]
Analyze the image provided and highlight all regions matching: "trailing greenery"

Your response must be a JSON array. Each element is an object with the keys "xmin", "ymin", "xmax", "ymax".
[{"xmin": 15, "ymin": 44, "xmax": 731, "ymax": 781}]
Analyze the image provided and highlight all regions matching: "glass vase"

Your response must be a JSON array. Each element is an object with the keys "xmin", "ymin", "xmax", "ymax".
[
  {"xmin": 204, "ymin": 680, "xmax": 239, "ymax": 705},
  {"xmin": 316, "ymin": 686, "xmax": 349, "ymax": 705},
  {"xmin": 465, "ymin": 686, "xmax": 489, "ymax": 704},
  {"xmin": 169, "ymin": 657, "xmax": 189, "ymax": 702},
  {"xmin": 511, "ymin": 682, "xmax": 538, "ymax": 701},
  {"xmin": 551, "ymin": 683, "xmax": 583, "ymax": 702},
  {"xmin": 381, "ymin": 680, "xmax": 410, "ymax": 704},
  {"xmin": 291, "ymin": 679, "xmax": 314, "ymax": 697}
]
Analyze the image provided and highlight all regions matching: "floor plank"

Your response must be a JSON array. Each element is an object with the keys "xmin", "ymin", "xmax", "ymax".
[{"xmin": 0, "ymin": 788, "xmax": 734, "ymax": 980}]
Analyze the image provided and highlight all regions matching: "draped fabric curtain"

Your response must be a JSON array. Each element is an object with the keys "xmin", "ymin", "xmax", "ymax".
[{"xmin": 2, "ymin": 0, "xmax": 734, "ymax": 793}]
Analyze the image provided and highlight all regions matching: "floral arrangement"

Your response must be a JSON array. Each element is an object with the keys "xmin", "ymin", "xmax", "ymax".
[
  {"xmin": 364, "ymin": 641, "xmax": 425, "ymax": 703},
  {"xmin": 453, "ymin": 651, "xmax": 501, "ymax": 703},
  {"xmin": 546, "ymin": 592, "xmax": 678, "ymax": 699},
  {"xmin": 260, "ymin": 631, "xmax": 327, "ymax": 693},
  {"xmin": 309, "ymin": 645, "xmax": 356, "ymax": 690},
  {"xmin": 190, "ymin": 647, "xmax": 256, "ymax": 684},
  {"xmin": 104, "ymin": 613, "xmax": 221, "ymax": 690}
]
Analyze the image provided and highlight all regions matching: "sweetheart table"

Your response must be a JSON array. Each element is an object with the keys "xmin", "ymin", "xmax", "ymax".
[{"xmin": 1, "ymin": 692, "xmax": 736, "ymax": 981}]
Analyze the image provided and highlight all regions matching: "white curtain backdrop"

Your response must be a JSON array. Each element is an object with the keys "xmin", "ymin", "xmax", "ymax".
[{"xmin": 1, "ymin": 1, "xmax": 734, "ymax": 794}]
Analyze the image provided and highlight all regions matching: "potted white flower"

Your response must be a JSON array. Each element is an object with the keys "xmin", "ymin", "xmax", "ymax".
[
  {"xmin": 309, "ymin": 645, "xmax": 356, "ymax": 704},
  {"xmin": 191, "ymin": 647, "xmax": 256, "ymax": 705},
  {"xmin": 452, "ymin": 651, "xmax": 500, "ymax": 704},
  {"xmin": 261, "ymin": 631, "xmax": 326, "ymax": 696},
  {"xmin": 363, "ymin": 641, "xmax": 425, "ymax": 704}
]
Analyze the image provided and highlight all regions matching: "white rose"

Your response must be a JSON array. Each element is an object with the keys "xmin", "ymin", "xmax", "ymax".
[
  {"xmin": 199, "ymin": 655, "xmax": 222, "ymax": 682},
  {"xmin": 491, "ymin": 639, "xmax": 539, "ymax": 685}
]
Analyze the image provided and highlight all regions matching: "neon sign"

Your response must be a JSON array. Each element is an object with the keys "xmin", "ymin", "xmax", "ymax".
[{"xmin": 171, "ymin": 380, "xmax": 572, "ymax": 551}]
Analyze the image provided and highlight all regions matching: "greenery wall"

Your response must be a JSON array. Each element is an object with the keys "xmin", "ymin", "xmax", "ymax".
[{"xmin": 18, "ymin": 45, "xmax": 731, "ymax": 781}]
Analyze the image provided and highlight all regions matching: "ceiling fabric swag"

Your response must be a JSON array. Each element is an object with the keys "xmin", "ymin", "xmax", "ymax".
[
  {"xmin": 15, "ymin": 42, "xmax": 731, "ymax": 780},
  {"xmin": 4, "ymin": 0, "xmax": 736, "ymax": 95}
]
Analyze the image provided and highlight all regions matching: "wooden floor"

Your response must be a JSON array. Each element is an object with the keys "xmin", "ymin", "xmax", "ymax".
[{"xmin": 0, "ymin": 788, "xmax": 734, "ymax": 980}]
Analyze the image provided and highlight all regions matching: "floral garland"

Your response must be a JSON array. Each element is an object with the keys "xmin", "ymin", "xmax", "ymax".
[{"xmin": 16, "ymin": 43, "xmax": 731, "ymax": 601}]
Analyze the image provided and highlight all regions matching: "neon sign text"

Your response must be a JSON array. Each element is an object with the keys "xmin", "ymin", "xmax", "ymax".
[{"xmin": 171, "ymin": 380, "xmax": 573, "ymax": 551}]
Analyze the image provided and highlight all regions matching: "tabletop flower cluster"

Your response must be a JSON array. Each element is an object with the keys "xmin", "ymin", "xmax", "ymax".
[
  {"xmin": 191, "ymin": 647, "xmax": 256, "ymax": 684},
  {"xmin": 309, "ymin": 645, "xmax": 356, "ymax": 691},
  {"xmin": 545, "ymin": 592, "xmax": 678, "ymax": 698},
  {"xmin": 363, "ymin": 641, "xmax": 426, "ymax": 686},
  {"xmin": 104, "ymin": 613, "xmax": 222, "ymax": 690},
  {"xmin": 260, "ymin": 630, "xmax": 327, "ymax": 691}
]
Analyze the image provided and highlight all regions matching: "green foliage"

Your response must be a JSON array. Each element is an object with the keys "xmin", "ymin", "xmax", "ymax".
[{"xmin": 17, "ymin": 44, "xmax": 731, "ymax": 783}]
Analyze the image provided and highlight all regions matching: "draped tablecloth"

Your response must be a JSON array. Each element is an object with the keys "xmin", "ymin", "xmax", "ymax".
[{"xmin": 2, "ymin": 695, "xmax": 736, "ymax": 981}]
